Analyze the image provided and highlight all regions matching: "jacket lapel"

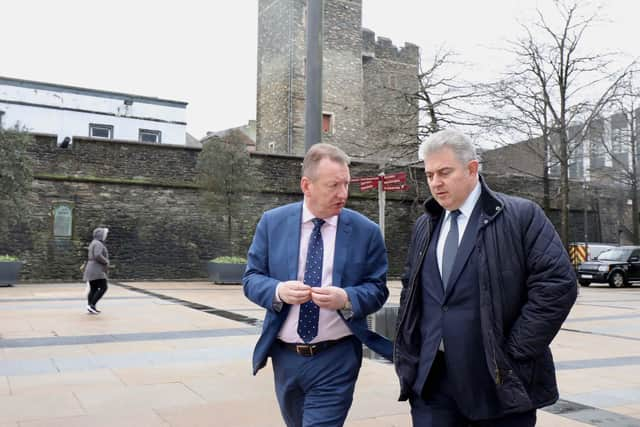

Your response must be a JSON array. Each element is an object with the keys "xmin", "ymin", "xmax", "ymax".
[
  {"xmin": 287, "ymin": 205, "xmax": 303, "ymax": 280},
  {"xmin": 332, "ymin": 212, "xmax": 352, "ymax": 287}
]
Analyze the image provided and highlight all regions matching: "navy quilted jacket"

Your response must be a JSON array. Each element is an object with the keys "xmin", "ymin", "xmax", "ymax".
[{"xmin": 394, "ymin": 176, "xmax": 577, "ymax": 414}]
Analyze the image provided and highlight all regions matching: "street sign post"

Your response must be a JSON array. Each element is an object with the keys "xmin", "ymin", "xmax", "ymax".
[{"xmin": 351, "ymin": 172, "xmax": 408, "ymax": 239}]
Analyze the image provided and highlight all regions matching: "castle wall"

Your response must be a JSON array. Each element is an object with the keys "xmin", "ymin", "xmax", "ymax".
[
  {"xmin": 2, "ymin": 134, "xmax": 630, "ymax": 282},
  {"xmin": 256, "ymin": 0, "xmax": 299, "ymax": 154},
  {"xmin": 362, "ymin": 29, "xmax": 419, "ymax": 162},
  {"xmin": 3, "ymin": 135, "xmax": 414, "ymax": 280},
  {"xmin": 256, "ymin": 0, "xmax": 420, "ymax": 161}
]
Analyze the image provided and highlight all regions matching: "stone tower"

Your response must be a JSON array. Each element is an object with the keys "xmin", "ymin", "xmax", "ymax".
[{"xmin": 256, "ymin": 0, "xmax": 419, "ymax": 162}]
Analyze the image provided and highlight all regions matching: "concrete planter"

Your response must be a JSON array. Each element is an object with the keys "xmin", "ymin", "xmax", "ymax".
[
  {"xmin": 0, "ymin": 261, "xmax": 22, "ymax": 286},
  {"xmin": 207, "ymin": 262, "xmax": 246, "ymax": 284}
]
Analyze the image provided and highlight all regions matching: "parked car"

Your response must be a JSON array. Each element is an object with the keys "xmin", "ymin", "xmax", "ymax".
[{"xmin": 576, "ymin": 246, "xmax": 640, "ymax": 288}]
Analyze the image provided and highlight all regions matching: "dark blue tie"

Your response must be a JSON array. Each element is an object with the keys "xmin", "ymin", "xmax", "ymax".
[
  {"xmin": 298, "ymin": 218, "xmax": 324, "ymax": 343},
  {"xmin": 441, "ymin": 210, "xmax": 461, "ymax": 289}
]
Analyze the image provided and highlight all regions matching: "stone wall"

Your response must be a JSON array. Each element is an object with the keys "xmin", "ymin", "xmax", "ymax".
[
  {"xmin": 255, "ymin": 0, "xmax": 419, "ymax": 161},
  {"xmin": 1, "ymin": 134, "xmax": 631, "ymax": 282},
  {"xmin": 1, "ymin": 135, "xmax": 415, "ymax": 281},
  {"xmin": 362, "ymin": 29, "xmax": 419, "ymax": 162},
  {"xmin": 256, "ymin": 0, "xmax": 296, "ymax": 154}
]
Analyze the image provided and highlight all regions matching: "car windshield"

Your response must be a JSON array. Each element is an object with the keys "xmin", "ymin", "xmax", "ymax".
[{"xmin": 597, "ymin": 249, "xmax": 632, "ymax": 261}]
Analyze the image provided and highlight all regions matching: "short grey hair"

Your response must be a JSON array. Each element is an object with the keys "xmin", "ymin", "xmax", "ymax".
[
  {"xmin": 419, "ymin": 129, "xmax": 477, "ymax": 165},
  {"xmin": 302, "ymin": 143, "xmax": 350, "ymax": 179}
]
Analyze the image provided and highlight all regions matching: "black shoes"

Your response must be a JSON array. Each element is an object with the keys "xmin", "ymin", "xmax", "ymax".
[{"xmin": 87, "ymin": 305, "xmax": 99, "ymax": 314}]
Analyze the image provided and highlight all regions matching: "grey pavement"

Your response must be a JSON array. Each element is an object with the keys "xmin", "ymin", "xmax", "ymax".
[{"xmin": 0, "ymin": 280, "xmax": 639, "ymax": 426}]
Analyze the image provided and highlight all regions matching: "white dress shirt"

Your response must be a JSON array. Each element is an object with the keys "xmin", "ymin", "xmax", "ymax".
[
  {"xmin": 436, "ymin": 181, "xmax": 481, "ymax": 278},
  {"xmin": 277, "ymin": 202, "xmax": 352, "ymax": 343}
]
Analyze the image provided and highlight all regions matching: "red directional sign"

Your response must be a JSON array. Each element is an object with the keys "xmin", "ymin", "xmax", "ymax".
[
  {"xmin": 359, "ymin": 182, "xmax": 378, "ymax": 191},
  {"xmin": 351, "ymin": 172, "xmax": 408, "ymax": 192},
  {"xmin": 351, "ymin": 177, "xmax": 375, "ymax": 183},
  {"xmin": 382, "ymin": 172, "xmax": 408, "ymax": 192},
  {"xmin": 382, "ymin": 172, "xmax": 407, "ymax": 184},
  {"xmin": 383, "ymin": 183, "xmax": 409, "ymax": 192},
  {"xmin": 351, "ymin": 176, "xmax": 379, "ymax": 192}
]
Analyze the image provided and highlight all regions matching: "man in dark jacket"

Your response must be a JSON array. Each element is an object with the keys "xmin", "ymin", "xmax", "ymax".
[{"xmin": 394, "ymin": 129, "xmax": 577, "ymax": 426}]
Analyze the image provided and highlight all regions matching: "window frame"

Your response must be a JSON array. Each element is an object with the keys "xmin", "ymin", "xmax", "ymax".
[
  {"xmin": 89, "ymin": 123, "xmax": 114, "ymax": 139},
  {"xmin": 139, "ymin": 129, "xmax": 162, "ymax": 144},
  {"xmin": 322, "ymin": 112, "xmax": 334, "ymax": 135}
]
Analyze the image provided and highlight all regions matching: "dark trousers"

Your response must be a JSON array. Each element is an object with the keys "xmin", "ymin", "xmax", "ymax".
[
  {"xmin": 88, "ymin": 279, "xmax": 108, "ymax": 307},
  {"xmin": 410, "ymin": 351, "xmax": 536, "ymax": 427},
  {"xmin": 271, "ymin": 336, "xmax": 362, "ymax": 427}
]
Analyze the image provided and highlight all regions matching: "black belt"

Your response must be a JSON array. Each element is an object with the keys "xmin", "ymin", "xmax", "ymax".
[{"xmin": 277, "ymin": 336, "xmax": 352, "ymax": 357}]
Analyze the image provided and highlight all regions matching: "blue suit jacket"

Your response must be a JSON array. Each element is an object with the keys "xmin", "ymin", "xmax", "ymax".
[{"xmin": 243, "ymin": 202, "xmax": 392, "ymax": 374}]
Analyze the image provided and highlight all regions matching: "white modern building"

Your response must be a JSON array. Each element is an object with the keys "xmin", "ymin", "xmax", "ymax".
[{"xmin": 0, "ymin": 76, "xmax": 188, "ymax": 145}]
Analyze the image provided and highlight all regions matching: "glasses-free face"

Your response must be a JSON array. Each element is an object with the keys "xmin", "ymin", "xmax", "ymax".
[
  {"xmin": 424, "ymin": 147, "xmax": 478, "ymax": 211},
  {"xmin": 301, "ymin": 158, "xmax": 350, "ymax": 219}
]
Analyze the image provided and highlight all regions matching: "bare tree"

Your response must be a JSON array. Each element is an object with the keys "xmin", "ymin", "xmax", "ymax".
[
  {"xmin": 410, "ymin": 49, "xmax": 486, "ymax": 140},
  {"xmin": 356, "ymin": 48, "xmax": 485, "ymax": 164},
  {"xmin": 589, "ymin": 71, "xmax": 640, "ymax": 242},
  {"xmin": 484, "ymin": 0, "xmax": 629, "ymax": 246},
  {"xmin": 483, "ymin": 72, "xmax": 556, "ymax": 212}
]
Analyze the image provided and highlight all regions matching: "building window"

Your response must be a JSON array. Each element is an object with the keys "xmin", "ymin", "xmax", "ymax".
[
  {"xmin": 611, "ymin": 126, "xmax": 629, "ymax": 168},
  {"xmin": 568, "ymin": 143, "xmax": 584, "ymax": 179},
  {"xmin": 89, "ymin": 124, "xmax": 113, "ymax": 139},
  {"xmin": 0, "ymin": 110, "xmax": 4, "ymax": 128},
  {"xmin": 139, "ymin": 129, "xmax": 161, "ymax": 144},
  {"xmin": 322, "ymin": 113, "xmax": 333, "ymax": 135},
  {"xmin": 53, "ymin": 205, "xmax": 73, "ymax": 238}
]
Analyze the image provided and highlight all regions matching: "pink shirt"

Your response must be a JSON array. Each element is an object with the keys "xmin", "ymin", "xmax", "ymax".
[{"xmin": 277, "ymin": 202, "xmax": 353, "ymax": 343}]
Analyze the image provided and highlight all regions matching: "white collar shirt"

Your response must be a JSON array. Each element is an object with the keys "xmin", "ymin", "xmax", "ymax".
[
  {"xmin": 436, "ymin": 181, "xmax": 481, "ymax": 278},
  {"xmin": 277, "ymin": 201, "xmax": 352, "ymax": 343}
]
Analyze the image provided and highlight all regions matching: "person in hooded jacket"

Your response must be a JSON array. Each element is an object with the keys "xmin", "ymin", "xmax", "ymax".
[
  {"xmin": 83, "ymin": 227, "xmax": 110, "ymax": 314},
  {"xmin": 394, "ymin": 129, "xmax": 577, "ymax": 426}
]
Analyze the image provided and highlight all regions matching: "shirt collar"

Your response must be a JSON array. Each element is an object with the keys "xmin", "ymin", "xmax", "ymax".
[
  {"xmin": 302, "ymin": 201, "xmax": 338, "ymax": 227},
  {"xmin": 446, "ymin": 180, "xmax": 481, "ymax": 221}
]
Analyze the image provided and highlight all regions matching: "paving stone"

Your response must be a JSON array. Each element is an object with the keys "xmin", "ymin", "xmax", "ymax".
[{"xmin": 1, "ymin": 280, "xmax": 639, "ymax": 426}]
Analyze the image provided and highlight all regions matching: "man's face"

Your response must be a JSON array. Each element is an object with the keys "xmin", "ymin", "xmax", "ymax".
[
  {"xmin": 301, "ymin": 158, "xmax": 350, "ymax": 218},
  {"xmin": 424, "ymin": 147, "xmax": 478, "ymax": 211}
]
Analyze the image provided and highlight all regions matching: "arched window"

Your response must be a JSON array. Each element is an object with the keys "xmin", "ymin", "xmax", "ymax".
[{"xmin": 53, "ymin": 205, "xmax": 73, "ymax": 237}]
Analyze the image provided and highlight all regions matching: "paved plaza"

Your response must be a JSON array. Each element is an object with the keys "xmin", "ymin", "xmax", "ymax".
[{"xmin": 1, "ymin": 280, "xmax": 640, "ymax": 426}]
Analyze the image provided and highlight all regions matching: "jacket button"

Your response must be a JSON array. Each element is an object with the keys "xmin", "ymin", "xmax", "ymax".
[
  {"xmin": 442, "ymin": 305, "xmax": 448, "ymax": 312},
  {"xmin": 496, "ymin": 206, "xmax": 501, "ymax": 211},
  {"xmin": 484, "ymin": 219, "xmax": 489, "ymax": 224}
]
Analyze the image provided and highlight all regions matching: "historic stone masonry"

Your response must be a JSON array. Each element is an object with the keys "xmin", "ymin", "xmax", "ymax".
[
  {"xmin": 2, "ymin": 134, "xmax": 626, "ymax": 281},
  {"xmin": 256, "ymin": 0, "xmax": 419, "ymax": 161}
]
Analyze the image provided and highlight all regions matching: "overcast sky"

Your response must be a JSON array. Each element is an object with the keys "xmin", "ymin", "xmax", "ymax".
[{"xmin": 2, "ymin": 1, "xmax": 638, "ymax": 140}]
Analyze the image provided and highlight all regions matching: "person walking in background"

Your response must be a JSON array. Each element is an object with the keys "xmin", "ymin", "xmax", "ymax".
[
  {"xmin": 243, "ymin": 143, "xmax": 392, "ymax": 427},
  {"xmin": 394, "ymin": 129, "xmax": 577, "ymax": 426},
  {"xmin": 83, "ymin": 227, "xmax": 110, "ymax": 315}
]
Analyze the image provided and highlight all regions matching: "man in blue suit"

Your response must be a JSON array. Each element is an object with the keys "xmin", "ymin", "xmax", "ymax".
[
  {"xmin": 394, "ymin": 129, "xmax": 577, "ymax": 426},
  {"xmin": 243, "ymin": 143, "xmax": 392, "ymax": 427}
]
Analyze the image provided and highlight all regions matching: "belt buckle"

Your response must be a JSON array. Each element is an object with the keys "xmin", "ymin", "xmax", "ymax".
[{"xmin": 296, "ymin": 344, "xmax": 315, "ymax": 357}]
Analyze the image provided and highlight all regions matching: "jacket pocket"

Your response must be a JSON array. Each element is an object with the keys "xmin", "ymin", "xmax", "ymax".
[{"xmin": 512, "ymin": 358, "xmax": 536, "ymax": 389}]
